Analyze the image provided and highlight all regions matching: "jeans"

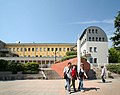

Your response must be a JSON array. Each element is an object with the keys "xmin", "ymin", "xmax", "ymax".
[
  {"xmin": 102, "ymin": 75, "xmax": 105, "ymax": 83},
  {"xmin": 72, "ymin": 78, "xmax": 76, "ymax": 91},
  {"xmin": 78, "ymin": 79, "xmax": 83, "ymax": 90},
  {"xmin": 66, "ymin": 78, "xmax": 71, "ymax": 91}
]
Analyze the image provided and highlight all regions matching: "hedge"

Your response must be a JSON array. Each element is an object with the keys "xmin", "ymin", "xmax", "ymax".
[
  {"xmin": 60, "ymin": 55, "xmax": 77, "ymax": 62},
  {"xmin": 66, "ymin": 51, "xmax": 77, "ymax": 56},
  {"xmin": 0, "ymin": 60, "xmax": 39, "ymax": 74},
  {"xmin": 106, "ymin": 64, "xmax": 120, "ymax": 74}
]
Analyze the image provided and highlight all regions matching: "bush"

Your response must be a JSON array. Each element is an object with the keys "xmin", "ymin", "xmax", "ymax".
[
  {"xmin": 66, "ymin": 51, "xmax": 77, "ymax": 56},
  {"xmin": 107, "ymin": 64, "xmax": 120, "ymax": 74},
  {"xmin": 22, "ymin": 70, "xmax": 38, "ymax": 74},
  {"xmin": 0, "ymin": 59, "xmax": 8, "ymax": 71},
  {"xmin": 60, "ymin": 55, "xmax": 77, "ymax": 62},
  {"xmin": 24, "ymin": 62, "xmax": 39, "ymax": 71}
]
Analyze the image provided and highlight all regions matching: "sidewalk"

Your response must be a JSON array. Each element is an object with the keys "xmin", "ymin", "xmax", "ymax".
[{"xmin": 0, "ymin": 78, "xmax": 120, "ymax": 95}]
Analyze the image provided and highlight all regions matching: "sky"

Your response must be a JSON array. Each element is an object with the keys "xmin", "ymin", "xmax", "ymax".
[{"xmin": 0, "ymin": 0, "xmax": 120, "ymax": 48}]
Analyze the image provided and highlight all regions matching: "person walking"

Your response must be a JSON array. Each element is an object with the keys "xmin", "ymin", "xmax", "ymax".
[
  {"xmin": 71, "ymin": 65, "xmax": 78, "ymax": 92},
  {"xmin": 63, "ymin": 62, "xmax": 72, "ymax": 94},
  {"xmin": 101, "ymin": 66, "xmax": 106, "ymax": 83},
  {"xmin": 78, "ymin": 63, "xmax": 88, "ymax": 92}
]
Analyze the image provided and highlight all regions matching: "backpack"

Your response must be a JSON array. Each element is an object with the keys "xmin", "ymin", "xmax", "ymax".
[
  {"xmin": 79, "ymin": 69, "xmax": 84, "ymax": 78},
  {"xmin": 64, "ymin": 68, "xmax": 70, "ymax": 79}
]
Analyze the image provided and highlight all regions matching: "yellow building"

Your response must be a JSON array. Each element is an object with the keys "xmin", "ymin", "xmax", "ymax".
[{"xmin": 5, "ymin": 43, "xmax": 75, "ymax": 58}]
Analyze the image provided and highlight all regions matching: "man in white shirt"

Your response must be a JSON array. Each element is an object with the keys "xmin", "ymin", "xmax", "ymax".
[
  {"xmin": 63, "ymin": 62, "xmax": 72, "ymax": 94},
  {"xmin": 101, "ymin": 66, "xmax": 106, "ymax": 83}
]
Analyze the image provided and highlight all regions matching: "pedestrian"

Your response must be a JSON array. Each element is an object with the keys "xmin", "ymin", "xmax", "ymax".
[
  {"xmin": 78, "ymin": 63, "xmax": 88, "ymax": 92},
  {"xmin": 101, "ymin": 66, "xmax": 106, "ymax": 83},
  {"xmin": 71, "ymin": 65, "xmax": 78, "ymax": 92},
  {"xmin": 63, "ymin": 62, "xmax": 72, "ymax": 94}
]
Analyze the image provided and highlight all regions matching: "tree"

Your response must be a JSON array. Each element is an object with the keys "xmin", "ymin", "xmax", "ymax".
[
  {"xmin": 109, "ymin": 48, "xmax": 120, "ymax": 63},
  {"xmin": 110, "ymin": 11, "xmax": 120, "ymax": 49}
]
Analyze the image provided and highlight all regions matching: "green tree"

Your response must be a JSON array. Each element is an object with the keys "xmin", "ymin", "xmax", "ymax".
[
  {"xmin": 109, "ymin": 48, "xmax": 120, "ymax": 63},
  {"xmin": 110, "ymin": 11, "xmax": 120, "ymax": 49}
]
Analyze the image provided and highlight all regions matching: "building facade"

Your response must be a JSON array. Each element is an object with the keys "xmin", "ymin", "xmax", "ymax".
[{"xmin": 79, "ymin": 26, "xmax": 108, "ymax": 66}]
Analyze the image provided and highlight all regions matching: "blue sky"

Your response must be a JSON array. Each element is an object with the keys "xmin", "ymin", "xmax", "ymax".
[{"xmin": 0, "ymin": 0, "xmax": 120, "ymax": 47}]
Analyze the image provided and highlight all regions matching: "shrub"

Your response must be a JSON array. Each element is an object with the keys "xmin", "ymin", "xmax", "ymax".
[
  {"xmin": 0, "ymin": 59, "xmax": 8, "ymax": 71},
  {"xmin": 107, "ymin": 64, "xmax": 120, "ymax": 74},
  {"xmin": 66, "ymin": 51, "xmax": 77, "ymax": 56},
  {"xmin": 60, "ymin": 55, "xmax": 77, "ymax": 62}
]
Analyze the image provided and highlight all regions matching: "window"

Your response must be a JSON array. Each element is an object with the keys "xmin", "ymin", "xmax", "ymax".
[
  {"xmin": 96, "ymin": 37, "xmax": 98, "ymax": 41},
  {"xmin": 89, "ymin": 47, "xmax": 92, "ymax": 52},
  {"xmin": 51, "ymin": 48, "xmax": 54, "ymax": 51},
  {"xmin": 89, "ymin": 29, "xmax": 91, "ymax": 33},
  {"xmin": 36, "ymin": 55, "xmax": 38, "ymax": 57},
  {"xmin": 24, "ymin": 48, "xmax": 27, "ymax": 52},
  {"xmin": 67, "ymin": 48, "xmax": 69, "ymax": 51},
  {"xmin": 13, "ymin": 48, "xmax": 15, "ymax": 52},
  {"xmin": 36, "ymin": 48, "xmax": 38, "ymax": 52},
  {"xmin": 94, "ymin": 58, "xmax": 97, "ymax": 63},
  {"xmin": 20, "ymin": 48, "xmax": 23, "ymax": 52},
  {"xmin": 51, "ymin": 55, "xmax": 54, "ymax": 58},
  {"xmin": 28, "ymin": 55, "xmax": 30, "ymax": 57},
  {"xmin": 92, "ymin": 29, "xmax": 94, "ymax": 33},
  {"xmin": 32, "ymin": 48, "xmax": 34, "ymax": 51},
  {"xmin": 63, "ymin": 48, "xmax": 66, "ymax": 51},
  {"xmin": 47, "ymin": 48, "xmax": 50, "ymax": 51},
  {"xmin": 95, "ymin": 29, "xmax": 98, "ymax": 33},
  {"xmin": 94, "ymin": 47, "xmax": 97, "ymax": 52},
  {"xmin": 90, "ymin": 58, "xmax": 93, "ymax": 63},
  {"xmin": 17, "ymin": 48, "xmax": 19, "ymax": 52},
  {"xmin": 28, "ymin": 48, "xmax": 30, "ymax": 51},
  {"xmin": 55, "ymin": 48, "xmax": 58, "ymax": 51},
  {"xmin": 40, "ymin": 48, "xmax": 42, "ymax": 51},
  {"xmin": 40, "ymin": 55, "xmax": 42, "ymax": 57},
  {"xmin": 44, "ymin": 48, "xmax": 46, "ymax": 51},
  {"xmin": 92, "ymin": 37, "xmax": 94, "ymax": 41},
  {"xmin": 102, "ymin": 37, "xmax": 105, "ymax": 41},
  {"xmin": 9, "ymin": 48, "xmax": 11, "ymax": 51},
  {"xmin": 99, "ymin": 37, "xmax": 101, "ymax": 41},
  {"xmin": 59, "ymin": 48, "xmax": 62, "ymax": 51},
  {"xmin": 89, "ymin": 37, "xmax": 91, "ymax": 41}
]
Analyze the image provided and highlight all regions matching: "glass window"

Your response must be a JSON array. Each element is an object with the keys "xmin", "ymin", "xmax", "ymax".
[
  {"xmin": 40, "ymin": 48, "xmax": 42, "ymax": 51},
  {"xmin": 47, "ymin": 48, "xmax": 50, "ymax": 51},
  {"xmin": 99, "ymin": 37, "xmax": 101, "ymax": 41},
  {"xmin": 36, "ymin": 55, "xmax": 38, "ymax": 57},
  {"xmin": 92, "ymin": 37, "xmax": 94, "ymax": 41},
  {"xmin": 28, "ymin": 48, "xmax": 30, "ymax": 51},
  {"xmin": 17, "ymin": 48, "xmax": 19, "ymax": 52},
  {"xmin": 102, "ymin": 37, "xmax": 105, "ymax": 41},
  {"xmin": 44, "ymin": 48, "xmax": 46, "ymax": 51},
  {"xmin": 51, "ymin": 48, "xmax": 54, "ymax": 51},
  {"xmin": 55, "ymin": 48, "xmax": 58, "ymax": 51},
  {"xmin": 63, "ymin": 48, "xmax": 66, "ymax": 52},
  {"xmin": 40, "ymin": 55, "xmax": 42, "ymax": 57},
  {"xmin": 89, "ymin": 47, "xmax": 92, "ymax": 52},
  {"xmin": 36, "ymin": 48, "xmax": 38, "ymax": 52},
  {"xmin": 92, "ymin": 29, "xmax": 94, "ymax": 33},
  {"xmin": 59, "ymin": 48, "xmax": 62, "ymax": 51},
  {"xmin": 13, "ymin": 48, "xmax": 15, "ymax": 52},
  {"xmin": 95, "ymin": 29, "xmax": 98, "ymax": 33},
  {"xmin": 96, "ymin": 37, "xmax": 98, "ymax": 41},
  {"xmin": 90, "ymin": 58, "xmax": 93, "ymax": 63},
  {"xmin": 32, "ymin": 48, "xmax": 34, "ymax": 51},
  {"xmin": 20, "ymin": 48, "xmax": 23, "ymax": 52},
  {"xmin": 28, "ymin": 55, "xmax": 30, "ymax": 57},
  {"xmin": 89, "ymin": 37, "xmax": 91, "ymax": 41},
  {"xmin": 24, "ymin": 48, "xmax": 27, "ymax": 51},
  {"xmin": 94, "ymin": 47, "xmax": 97, "ymax": 52},
  {"xmin": 67, "ymin": 48, "xmax": 69, "ymax": 51},
  {"xmin": 94, "ymin": 58, "xmax": 97, "ymax": 63}
]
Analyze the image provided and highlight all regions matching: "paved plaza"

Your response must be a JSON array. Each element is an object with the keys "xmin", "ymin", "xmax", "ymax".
[{"xmin": 0, "ymin": 78, "xmax": 120, "ymax": 95}]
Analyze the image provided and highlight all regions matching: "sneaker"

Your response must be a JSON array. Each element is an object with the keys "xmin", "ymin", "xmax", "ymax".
[
  {"xmin": 69, "ymin": 91, "xmax": 71, "ymax": 94},
  {"xmin": 81, "ymin": 89, "xmax": 84, "ymax": 92}
]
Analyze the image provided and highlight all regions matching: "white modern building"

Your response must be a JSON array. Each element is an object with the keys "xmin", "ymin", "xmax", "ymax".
[{"xmin": 79, "ymin": 26, "xmax": 108, "ymax": 66}]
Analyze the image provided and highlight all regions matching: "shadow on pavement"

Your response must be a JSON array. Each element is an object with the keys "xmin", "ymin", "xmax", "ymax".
[{"xmin": 97, "ymin": 81, "xmax": 112, "ymax": 83}]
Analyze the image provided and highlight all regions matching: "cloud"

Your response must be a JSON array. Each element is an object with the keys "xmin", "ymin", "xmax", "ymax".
[{"xmin": 70, "ymin": 19, "xmax": 114, "ymax": 25}]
